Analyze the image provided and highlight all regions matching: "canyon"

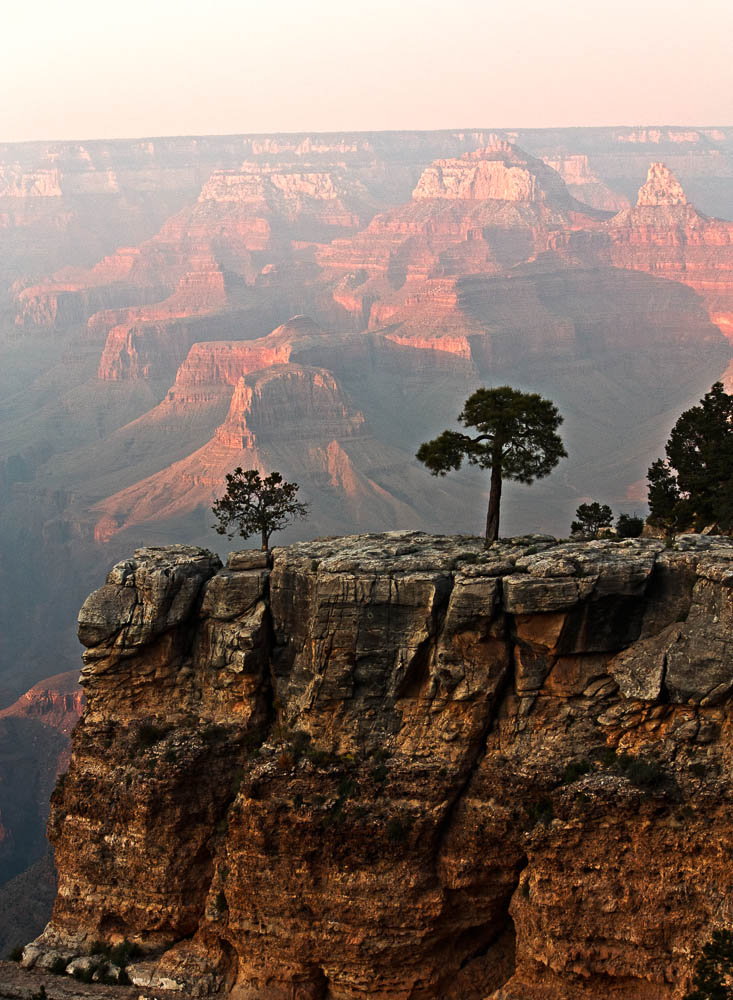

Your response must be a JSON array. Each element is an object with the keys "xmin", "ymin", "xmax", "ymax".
[
  {"xmin": 1, "ymin": 126, "xmax": 733, "ymax": 942},
  {"xmin": 12, "ymin": 530, "xmax": 733, "ymax": 998}
]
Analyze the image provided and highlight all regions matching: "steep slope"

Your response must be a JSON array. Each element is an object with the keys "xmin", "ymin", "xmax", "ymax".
[
  {"xmin": 540, "ymin": 153, "xmax": 629, "ymax": 211},
  {"xmin": 20, "ymin": 533, "xmax": 733, "ymax": 999},
  {"xmin": 87, "ymin": 363, "xmax": 468, "ymax": 542},
  {"xmin": 0, "ymin": 671, "xmax": 83, "ymax": 883}
]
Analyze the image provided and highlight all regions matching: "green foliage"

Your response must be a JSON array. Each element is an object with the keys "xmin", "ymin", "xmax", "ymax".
[
  {"xmin": 616, "ymin": 512, "xmax": 645, "ymax": 538},
  {"xmin": 49, "ymin": 956, "xmax": 67, "ymax": 974},
  {"xmin": 648, "ymin": 382, "xmax": 733, "ymax": 533},
  {"xmin": 684, "ymin": 928, "xmax": 733, "ymax": 999},
  {"xmin": 7, "ymin": 945, "xmax": 24, "ymax": 961},
  {"xmin": 74, "ymin": 967, "xmax": 95, "ymax": 983},
  {"xmin": 648, "ymin": 458, "xmax": 684, "ymax": 533},
  {"xmin": 571, "ymin": 501, "xmax": 613, "ymax": 538},
  {"xmin": 417, "ymin": 386, "xmax": 566, "ymax": 542},
  {"xmin": 212, "ymin": 467, "xmax": 309, "ymax": 551}
]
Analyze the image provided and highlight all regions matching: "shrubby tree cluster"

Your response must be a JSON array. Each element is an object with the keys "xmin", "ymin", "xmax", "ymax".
[
  {"xmin": 571, "ymin": 503, "xmax": 644, "ymax": 539},
  {"xmin": 648, "ymin": 382, "xmax": 733, "ymax": 534}
]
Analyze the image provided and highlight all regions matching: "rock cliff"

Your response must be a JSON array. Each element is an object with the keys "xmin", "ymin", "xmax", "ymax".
[{"xmin": 22, "ymin": 531, "xmax": 733, "ymax": 998}]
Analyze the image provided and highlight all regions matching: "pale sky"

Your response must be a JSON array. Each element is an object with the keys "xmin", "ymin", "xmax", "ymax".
[{"xmin": 2, "ymin": 0, "xmax": 731, "ymax": 142}]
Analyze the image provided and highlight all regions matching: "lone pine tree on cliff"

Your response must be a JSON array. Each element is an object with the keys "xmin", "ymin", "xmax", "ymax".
[
  {"xmin": 417, "ymin": 386, "xmax": 566, "ymax": 544},
  {"xmin": 212, "ymin": 468, "xmax": 309, "ymax": 551}
]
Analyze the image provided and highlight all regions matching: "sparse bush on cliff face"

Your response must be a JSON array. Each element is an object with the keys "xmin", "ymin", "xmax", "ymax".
[
  {"xmin": 417, "ymin": 386, "xmax": 566, "ymax": 543},
  {"xmin": 616, "ymin": 513, "xmax": 645, "ymax": 538},
  {"xmin": 684, "ymin": 928, "xmax": 733, "ymax": 999},
  {"xmin": 211, "ymin": 467, "xmax": 310, "ymax": 551}
]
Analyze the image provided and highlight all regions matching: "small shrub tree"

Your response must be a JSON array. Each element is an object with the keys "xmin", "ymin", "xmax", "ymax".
[
  {"xmin": 212, "ymin": 468, "xmax": 309, "ymax": 550},
  {"xmin": 616, "ymin": 512, "xmax": 644, "ymax": 538},
  {"xmin": 417, "ymin": 386, "xmax": 566, "ymax": 543},
  {"xmin": 571, "ymin": 501, "xmax": 613, "ymax": 538}
]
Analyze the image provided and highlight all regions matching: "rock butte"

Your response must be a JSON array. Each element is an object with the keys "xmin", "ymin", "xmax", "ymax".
[{"xmin": 19, "ymin": 531, "xmax": 733, "ymax": 999}]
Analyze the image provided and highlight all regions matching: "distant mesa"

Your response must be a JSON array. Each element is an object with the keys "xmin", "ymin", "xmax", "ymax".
[{"xmin": 411, "ymin": 138, "xmax": 581, "ymax": 207}]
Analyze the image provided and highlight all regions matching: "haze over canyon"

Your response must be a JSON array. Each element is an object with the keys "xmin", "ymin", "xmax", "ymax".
[{"xmin": 1, "ymin": 125, "xmax": 733, "ymax": 976}]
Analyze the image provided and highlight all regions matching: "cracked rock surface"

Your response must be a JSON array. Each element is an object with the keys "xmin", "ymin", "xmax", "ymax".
[{"xmin": 22, "ymin": 531, "xmax": 733, "ymax": 999}]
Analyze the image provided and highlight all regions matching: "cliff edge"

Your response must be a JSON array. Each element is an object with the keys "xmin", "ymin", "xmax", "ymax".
[{"xmin": 19, "ymin": 531, "xmax": 733, "ymax": 998}]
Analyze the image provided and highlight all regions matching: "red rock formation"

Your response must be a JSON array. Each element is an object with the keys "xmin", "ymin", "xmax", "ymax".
[
  {"xmin": 88, "ymin": 361, "xmax": 466, "ymax": 542},
  {"xmin": 167, "ymin": 316, "xmax": 321, "ymax": 395},
  {"xmin": 555, "ymin": 163, "xmax": 733, "ymax": 338},
  {"xmin": 317, "ymin": 139, "xmax": 606, "ymax": 333},
  {"xmin": 0, "ymin": 670, "xmax": 84, "ymax": 737}
]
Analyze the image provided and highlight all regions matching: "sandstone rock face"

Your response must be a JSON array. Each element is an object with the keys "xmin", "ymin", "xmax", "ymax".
[
  {"xmin": 29, "ymin": 533, "xmax": 733, "ymax": 998},
  {"xmin": 412, "ymin": 141, "xmax": 577, "ymax": 207},
  {"xmin": 637, "ymin": 162, "xmax": 689, "ymax": 206}
]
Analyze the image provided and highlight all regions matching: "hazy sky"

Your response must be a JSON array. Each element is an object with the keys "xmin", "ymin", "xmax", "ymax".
[{"xmin": 2, "ymin": 0, "xmax": 732, "ymax": 142}]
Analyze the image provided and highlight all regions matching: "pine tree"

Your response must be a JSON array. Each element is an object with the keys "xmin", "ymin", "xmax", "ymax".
[
  {"xmin": 417, "ymin": 386, "xmax": 566, "ymax": 543},
  {"xmin": 648, "ymin": 383, "xmax": 733, "ymax": 533},
  {"xmin": 571, "ymin": 501, "xmax": 613, "ymax": 538},
  {"xmin": 212, "ymin": 468, "xmax": 309, "ymax": 550}
]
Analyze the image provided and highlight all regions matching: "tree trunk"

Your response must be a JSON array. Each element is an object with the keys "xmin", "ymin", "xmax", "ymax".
[
  {"xmin": 261, "ymin": 528, "xmax": 269, "ymax": 551},
  {"xmin": 485, "ymin": 461, "xmax": 502, "ymax": 545}
]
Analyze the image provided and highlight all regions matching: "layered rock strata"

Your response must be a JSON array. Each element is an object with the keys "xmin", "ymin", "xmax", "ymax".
[
  {"xmin": 555, "ymin": 162, "xmax": 733, "ymax": 338},
  {"xmin": 24, "ymin": 531, "xmax": 733, "ymax": 998}
]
